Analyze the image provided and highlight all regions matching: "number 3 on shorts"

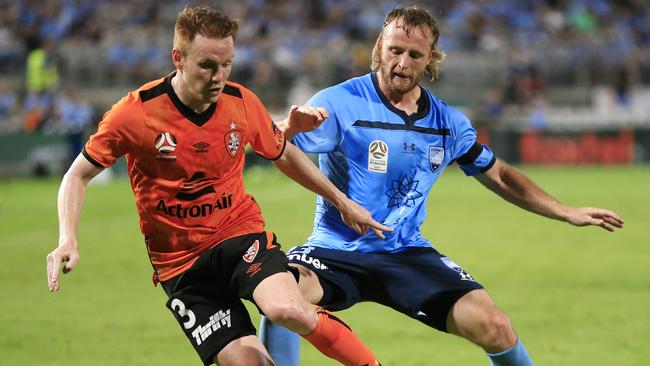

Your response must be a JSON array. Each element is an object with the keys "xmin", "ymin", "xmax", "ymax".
[{"xmin": 170, "ymin": 298, "xmax": 196, "ymax": 329}]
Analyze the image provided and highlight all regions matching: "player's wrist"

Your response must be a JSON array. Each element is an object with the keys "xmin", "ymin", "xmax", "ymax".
[
  {"xmin": 554, "ymin": 204, "xmax": 572, "ymax": 222},
  {"xmin": 331, "ymin": 192, "xmax": 352, "ymax": 212},
  {"xmin": 58, "ymin": 236, "xmax": 78, "ymax": 248}
]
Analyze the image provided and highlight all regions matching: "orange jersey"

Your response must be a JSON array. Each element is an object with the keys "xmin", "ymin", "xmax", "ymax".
[{"xmin": 83, "ymin": 74, "xmax": 286, "ymax": 282}]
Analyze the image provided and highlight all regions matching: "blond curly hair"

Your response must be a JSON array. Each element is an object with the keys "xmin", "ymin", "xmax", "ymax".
[{"xmin": 371, "ymin": 6, "xmax": 446, "ymax": 81}]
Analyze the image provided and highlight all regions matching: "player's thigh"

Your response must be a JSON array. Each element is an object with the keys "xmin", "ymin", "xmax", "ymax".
[
  {"xmin": 252, "ymin": 271, "xmax": 316, "ymax": 333},
  {"xmin": 286, "ymin": 245, "xmax": 362, "ymax": 311},
  {"xmin": 446, "ymin": 288, "xmax": 516, "ymax": 347},
  {"xmin": 215, "ymin": 335, "xmax": 273, "ymax": 366},
  {"xmin": 446, "ymin": 288, "xmax": 496, "ymax": 334},
  {"xmin": 290, "ymin": 263, "xmax": 324, "ymax": 304},
  {"xmin": 371, "ymin": 247, "xmax": 484, "ymax": 332}
]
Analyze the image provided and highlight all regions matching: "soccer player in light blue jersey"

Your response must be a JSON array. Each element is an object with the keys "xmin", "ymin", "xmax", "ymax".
[{"xmin": 261, "ymin": 6, "xmax": 624, "ymax": 366}]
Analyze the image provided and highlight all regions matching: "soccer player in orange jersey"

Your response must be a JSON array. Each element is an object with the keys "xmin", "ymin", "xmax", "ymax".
[{"xmin": 46, "ymin": 6, "xmax": 389, "ymax": 366}]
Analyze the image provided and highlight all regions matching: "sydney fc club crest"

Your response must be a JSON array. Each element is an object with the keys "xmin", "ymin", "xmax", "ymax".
[
  {"xmin": 224, "ymin": 130, "xmax": 242, "ymax": 157},
  {"xmin": 368, "ymin": 140, "xmax": 388, "ymax": 173},
  {"xmin": 429, "ymin": 146, "xmax": 444, "ymax": 172}
]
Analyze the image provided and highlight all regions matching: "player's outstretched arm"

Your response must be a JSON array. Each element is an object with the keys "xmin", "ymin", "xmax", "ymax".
[
  {"xmin": 47, "ymin": 154, "xmax": 103, "ymax": 291},
  {"xmin": 474, "ymin": 158, "xmax": 624, "ymax": 232},
  {"xmin": 273, "ymin": 143, "xmax": 392, "ymax": 238},
  {"xmin": 275, "ymin": 105, "xmax": 328, "ymax": 140}
]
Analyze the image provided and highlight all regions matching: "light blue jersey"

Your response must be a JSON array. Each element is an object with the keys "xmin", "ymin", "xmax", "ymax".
[{"xmin": 293, "ymin": 73, "xmax": 495, "ymax": 252}]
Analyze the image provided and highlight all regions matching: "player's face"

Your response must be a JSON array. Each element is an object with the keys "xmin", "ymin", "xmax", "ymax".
[
  {"xmin": 175, "ymin": 34, "xmax": 234, "ymax": 106},
  {"xmin": 378, "ymin": 20, "xmax": 434, "ymax": 95}
]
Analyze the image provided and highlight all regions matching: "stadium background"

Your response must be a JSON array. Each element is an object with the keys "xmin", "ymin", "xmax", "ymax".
[{"xmin": 0, "ymin": 0, "xmax": 648, "ymax": 365}]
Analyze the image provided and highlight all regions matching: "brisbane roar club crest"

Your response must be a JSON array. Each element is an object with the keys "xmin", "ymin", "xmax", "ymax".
[
  {"xmin": 224, "ymin": 130, "xmax": 242, "ymax": 157},
  {"xmin": 368, "ymin": 140, "xmax": 388, "ymax": 173},
  {"xmin": 155, "ymin": 132, "xmax": 177, "ymax": 161},
  {"xmin": 243, "ymin": 240, "xmax": 260, "ymax": 263},
  {"xmin": 429, "ymin": 145, "xmax": 444, "ymax": 172}
]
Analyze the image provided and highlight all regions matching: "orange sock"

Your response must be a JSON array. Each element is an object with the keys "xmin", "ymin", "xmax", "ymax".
[{"xmin": 302, "ymin": 306, "xmax": 380, "ymax": 366}]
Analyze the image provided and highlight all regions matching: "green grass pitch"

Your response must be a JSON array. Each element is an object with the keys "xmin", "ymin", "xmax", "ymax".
[{"xmin": 1, "ymin": 165, "xmax": 648, "ymax": 365}]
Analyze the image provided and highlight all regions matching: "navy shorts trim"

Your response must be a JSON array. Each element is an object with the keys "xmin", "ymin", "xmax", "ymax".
[
  {"xmin": 162, "ymin": 231, "xmax": 289, "ymax": 365},
  {"xmin": 286, "ymin": 245, "xmax": 483, "ymax": 332}
]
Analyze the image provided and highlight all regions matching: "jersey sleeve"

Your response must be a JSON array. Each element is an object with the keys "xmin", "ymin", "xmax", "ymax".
[
  {"xmin": 83, "ymin": 93, "xmax": 142, "ymax": 168},
  {"xmin": 292, "ymin": 89, "xmax": 342, "ymax": 154},
  {"xmin": 448, "ymin": 106, "xmax": 496, "ymax": 176},
  {"xmin": 242, "ymin": 89, "xmax": 286, "ymax": 160}
]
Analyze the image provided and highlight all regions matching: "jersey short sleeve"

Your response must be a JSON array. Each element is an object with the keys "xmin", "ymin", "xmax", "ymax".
[
  {"xmin": 83, "ymin": 93, "xmax": 143, "ymax": 168},
  {"xmin": 292, "ymin": 89, "xmax": 342, "ymax": 154},
  {"xmin": 242, "ymin": 89, "xmax": 286, "ymax": 160},
  {"xmin": 448, "ymin": 106, "xmax": 496, "ymax": 176}
]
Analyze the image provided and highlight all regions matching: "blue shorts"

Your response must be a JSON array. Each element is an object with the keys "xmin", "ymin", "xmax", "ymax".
[{"xmin": 286, "ymin": 245, "xmax": 483, "ymax": 332}]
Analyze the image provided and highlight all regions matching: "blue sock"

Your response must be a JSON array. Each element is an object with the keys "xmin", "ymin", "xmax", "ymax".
[
  {"xmin": 487, "ymin": 339, "xmax": 533, "ymax": 366},
  {"xmin": 259, "ymin": 316, "xmax": 300, "ymax": 366}
]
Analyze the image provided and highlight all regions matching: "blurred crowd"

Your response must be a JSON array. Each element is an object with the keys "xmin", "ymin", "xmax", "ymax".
[{"xmin": 1, "ymin": 0, "xmax": 650, "ymax": 134}]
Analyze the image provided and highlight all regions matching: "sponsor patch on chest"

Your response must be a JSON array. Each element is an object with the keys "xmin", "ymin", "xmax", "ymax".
[{"xmin": 368, "ymin": 140, "xmax": 388, "ymax": 173}]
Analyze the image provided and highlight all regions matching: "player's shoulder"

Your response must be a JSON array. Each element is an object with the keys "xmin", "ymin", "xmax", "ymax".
[
  {"xmin": 106, "ymin": 80, "xmax": 161, "ymax": 118},
  {"xmin": 221, "ymin": 81, "xmax": 266, "ymax": 111},
  {"xmin": 134, "ymin": 76, "xmax": 168, "ymax": 104},
  {"xmin": 336, "ymin": 73, "xmax": 372, "ymax": 95},
  {"xmin": 222, "ymin": 80, "xmax": 251, "ymax": 100},
  {"xmin": 312, "ymin": 73, "xmax": 373, "ymax": 103},
  {"xmin": 423, "ymin": 88, "xmax": 470, "ymax": 129}
]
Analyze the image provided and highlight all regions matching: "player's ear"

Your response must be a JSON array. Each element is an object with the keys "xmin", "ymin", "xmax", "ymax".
[
  {"xmin": 172, "ymin": 48, "xmax": 184, "ymax": 70},
  {"xmin": 428, "ymin": 48, "xmax": 437, "ymax": 63},
  {"xmin": 375, "ymin": 34, "xmax": 383, "ymax": 52}
]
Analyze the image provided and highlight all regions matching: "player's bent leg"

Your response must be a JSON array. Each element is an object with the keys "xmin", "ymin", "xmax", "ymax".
[
  {"xmin": 290, "ymin": 263, "xmax": 325, "ymax": 304},
  {"xmin": 258, "ymin": 265, "xmax": 320, "ymax": 366},
  {"xmin": 446, "ymin": 289, "xmax": 516, "ymax": 352},
  {"xmin": 446, "ymin": 289, "xmax": 532, "ymax": 366},
  {"xmin": 254, "ymin": 271, "xmax": 318, "ymax": 333},
  {"xmin": 214, "ymin": 334, "xmax": 274, "ymax": 366},
  {"xmin": 260, "ymin": 315, "xmax": 300, "ymax": 366},
  {"xmin": 253, "ymin": 272, "xmax": 380, "ymax": 366}
]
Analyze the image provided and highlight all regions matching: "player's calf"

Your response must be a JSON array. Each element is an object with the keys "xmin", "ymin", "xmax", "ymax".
[{"xmin": 303, "ymin": 306, "xmax": 381, "ymax": 366}]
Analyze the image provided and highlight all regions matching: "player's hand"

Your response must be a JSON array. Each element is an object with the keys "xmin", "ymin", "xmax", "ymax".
[
  {"xmin": 286, "ymin": 105, "xmax": 328, "ymax": 134},
  {"xmin": 338, "ymin": 199, "xmax": 393, "ymax": 239},
  {"xmin": 46, "ymin": 241, "xmax": 80, "ymax": 291},
  {"xmin": 565, "ymin": 207, "xmax": 624, "ymax": 232}
]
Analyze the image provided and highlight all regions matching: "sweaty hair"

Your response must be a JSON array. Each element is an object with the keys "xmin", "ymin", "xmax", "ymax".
[
  {"xmin": 173, "ymin": 6, "xmax": 239, "ymax": 55},
  {"xmin": 371, "ymin": 6, "xmax": 446, "ymax": 81}
]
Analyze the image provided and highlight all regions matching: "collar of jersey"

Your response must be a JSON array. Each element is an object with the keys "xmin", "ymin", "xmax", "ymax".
[
  {"xmin": 370, "ymin": 72, "xmax": 430, "ymax": 126},
  {"xmin": 164, "ymin": 72, "xmax": 217, "ymax": 127}
]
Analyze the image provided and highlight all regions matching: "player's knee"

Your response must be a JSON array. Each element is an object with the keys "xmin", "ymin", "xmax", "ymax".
[
  {"xmin": 264, "ymin": 302, "xmax": 313, "ymax": 330},
  {"xmin": 480, "ymin": 310, "xmax": 517, "ymax": 351},
  {"xmin": 216, "ymin": 352, "xmax": 274, "ymax": 366},
  {"xmin": 215, "ymin": 339, "xmax": 275, "ymax": 366}
]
